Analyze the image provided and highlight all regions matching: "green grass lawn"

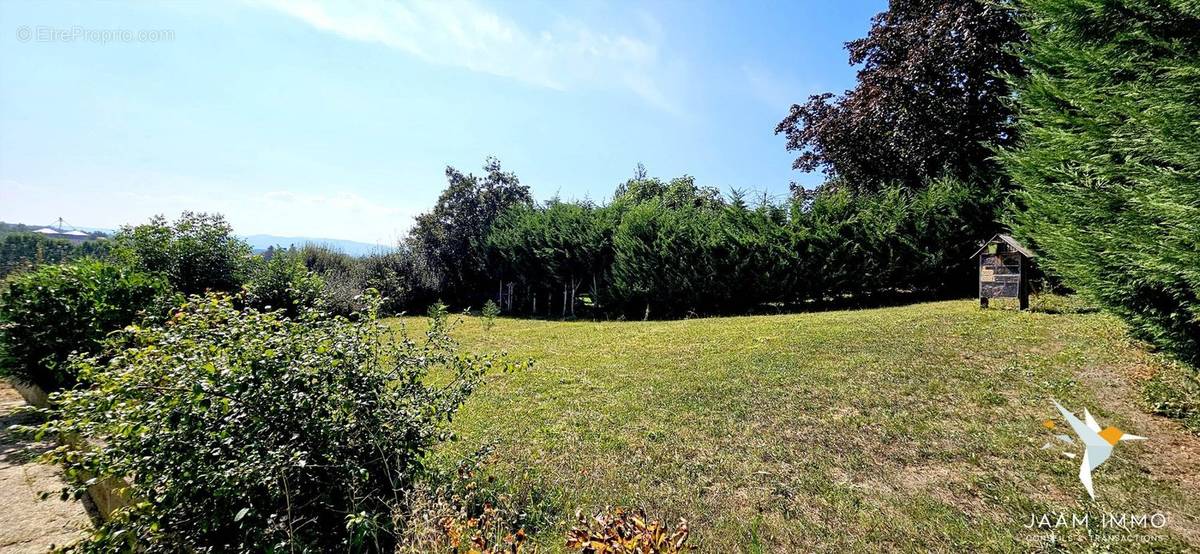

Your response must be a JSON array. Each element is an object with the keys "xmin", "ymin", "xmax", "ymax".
[{"xmin": 395, "ymin": 299, "xmax": 1199, "ymax": 552}]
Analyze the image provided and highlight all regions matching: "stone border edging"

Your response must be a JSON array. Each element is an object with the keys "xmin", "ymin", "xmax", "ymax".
[{"xmin": 8, "ymin": 380, "xmax": 132, "ymax": 522}]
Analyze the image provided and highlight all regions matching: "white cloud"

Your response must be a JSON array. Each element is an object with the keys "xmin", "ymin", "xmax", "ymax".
[
  {"xmin": 742, "ymin": 63, "xmax": 814, "ymax": 114},
  {"xmin": 250, "ymin": 0, "xmax": 678, "ymax": 112}
]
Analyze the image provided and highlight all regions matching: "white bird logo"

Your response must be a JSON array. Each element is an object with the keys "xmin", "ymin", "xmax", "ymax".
[{"xmin": 1049, "ymin": 399, "xmax": 1146, "ymax": 499}]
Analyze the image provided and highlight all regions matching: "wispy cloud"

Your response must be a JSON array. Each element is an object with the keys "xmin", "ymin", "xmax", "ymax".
[
  {"xmin": 262, "ymin": 190, "xmax": 411, "ymax": 220},
  {"xmin": 742, "ymin": 63, "xmax": 815, "ymax": 115},
  {"xmin": 250, "ymin": 0, "xmax": 677, "ymax": 112}
]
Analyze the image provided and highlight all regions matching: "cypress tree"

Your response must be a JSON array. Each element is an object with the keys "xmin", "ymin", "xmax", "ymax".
[{"xmin": 1003, "ymin": 0, "xmax": 1200, "ymax": 365}]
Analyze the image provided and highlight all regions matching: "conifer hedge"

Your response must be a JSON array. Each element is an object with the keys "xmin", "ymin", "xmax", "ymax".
[{"xmin": 1003, "ymin": 0, "xmax": 1200, "ymax": 366}]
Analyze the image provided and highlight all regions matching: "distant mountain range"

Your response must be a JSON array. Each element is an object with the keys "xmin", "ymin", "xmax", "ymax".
[
  {"xmin": 2, "ymin": 221, "xmax": 392, "ymax": 257},
  {"xmin": 242, "ymin": 235, "xmax": 394, "ymax": 257}
]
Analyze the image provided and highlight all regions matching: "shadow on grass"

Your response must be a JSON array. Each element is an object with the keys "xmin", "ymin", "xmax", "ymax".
[{"xmin": 486, "ymin": 289, "xmax": 981, "ymax": 322}]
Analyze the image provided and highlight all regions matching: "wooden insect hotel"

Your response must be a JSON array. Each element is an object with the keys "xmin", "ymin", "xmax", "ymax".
[{"xmin": 971, "ymin": 234, "xmax": 1034, "ymax": 310}]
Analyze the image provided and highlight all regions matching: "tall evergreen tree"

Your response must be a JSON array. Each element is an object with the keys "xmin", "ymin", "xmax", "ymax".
[{"xmin": 1003, "ymin": 0, "xmax": 1200, "ymax": 366}]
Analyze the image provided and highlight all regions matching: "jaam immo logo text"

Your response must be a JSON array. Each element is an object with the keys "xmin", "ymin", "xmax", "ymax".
[{"xmin": 1042, "ymin": 400, "xmax": 1145, "ymax": 499}]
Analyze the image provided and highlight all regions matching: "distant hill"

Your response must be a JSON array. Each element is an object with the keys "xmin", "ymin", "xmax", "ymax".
[
  {"xmin": 243, "ymin": 235, "xmax": 394, "ymax": 257},
  {"xmin": 0, "ymin": 221, "xmax": 110, "ymax": 239},
  {"xmin": 2, "ymin": 222, "xmax": 391, "ymax": 257}
]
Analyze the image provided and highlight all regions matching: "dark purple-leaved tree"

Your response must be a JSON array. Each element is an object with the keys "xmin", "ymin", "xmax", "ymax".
[{"xmin": 776, "ymin": 0, "xmax": 1025, "ymax": 192}]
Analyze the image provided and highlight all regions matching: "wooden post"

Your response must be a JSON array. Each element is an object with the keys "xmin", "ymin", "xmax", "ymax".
[
  {"xmin": 1018, "ymin": 257, "xmax": 1030, "ymax": 310},
  {"xmin": 979, "ymin": 254, "xmax": 987, "ymax": 309}
]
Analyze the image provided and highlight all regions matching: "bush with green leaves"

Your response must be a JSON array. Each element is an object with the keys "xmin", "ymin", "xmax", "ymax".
[
  {"xmin": 1002, "ymin": 0, "xmax": 1200, "ymax": 367},
  {"xmin": 243, "ymin": 249, "xmax": 325, "ymax": 318},
  {"xmin": 297, "ymin": 242, "xmax": 357, "ymax": 275},
  {"xmin": 0, "ymin": 259, "xmax": 166, "ymax": 391},
  {"xmin": 112, "ymin": 212, "xmax": 253, "ymax": 296},
  {"xmin": 36, "ymin": 293, "xmax": 525, "ymax": 552}
]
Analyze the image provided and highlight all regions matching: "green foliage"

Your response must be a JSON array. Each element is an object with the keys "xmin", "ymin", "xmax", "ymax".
[
  {"xmin": 0, "ymin": 233, "xmax": 76, "ymax": 277},
  {"xmin": 0, "ymin": 259, "xmax": 166, "ymax": 391},
  {"xmin": 297, "ymin": 242, "xmax": 357, "ymax": 275},
  {"xmin": 488, "ymin": 171, "xmax": 997, "ymax": 319},
  {"xmin": 244, "ymin": 249, "xmax": 325, "ymax": 318},
  {"xmin": 1002, "ymin": 0, "xmax": 1200, "ymax": 367},
  {"xmin": 37, "ymin": 293, "xmax": 525, "ymax": 552},
  {"xmin": 112, "ymin": 212, "xmax": 253, "ymax": 295},
  {"xmin": 1142, "ymin": 361, "xmax": 1200, "ymax": 433},
  {"xmin": 488, "ymin": 201, "xmax": 609, "ymax": 318},
  {"xmin": 776, "ymin": 0, "xmax": 1025, "ymax": 191},
  {"xmin": 610, "ymin": 201, "xmax": 724, "ymax": 318},
  {"xmin": 397, "ymin": 446, "xmax": 558, "ymax": 553},
  {"xmin": 792, "ymin": 176, "xmax": 1001, "ymax": 300},
  {"xmin": 285, "ymin": 243, "xmax": 431, "ymax": 318},
  {"xmin": 0, "ymin": 233, "xmax": 110, "ymax": 278},
  {"xmin": 481, "ymin": 299, "xmax": 500, "ymax": 331},
  {"xmin": 613, "ymin": 173, "xmax": 724, "ymax": 211},
  {"xmin": 406, "ymin": 158, "xmax": 532, "ymax": 308},
  {"xmin": 358, "ymin": 250, "xmax": 426, "ymax": 315}
]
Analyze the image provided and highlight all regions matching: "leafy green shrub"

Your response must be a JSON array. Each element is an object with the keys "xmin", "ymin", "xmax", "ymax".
[
  {"xmin": 360, "ymin": 250, "xmax": 428, "ymax": 315},
  {"xmin": 37, "ymin": 293, "xmax": 525, "ymax": 551},
  {"xmin": 610, "ymin": 201, "xmax": 723, "ymax": 318},
  {"xmin": 1003, "ymin": 0, "xmax": 1200, "ymax": 367},
  {"xmin": 243, "ymin": 250, "xmax": 324, "ymax": 318},
  {"xmin": 112, "ymin": 212, "xmax": 253, "ymax": 295},
  {"xmin": 0, "ymin": 259, "xmax": 166, "ymax": 391},
  {"xmin": 320, "ymin": 267, "xmax": 371, "ymax": 317},
  {"xmin": 297, "ymin": 242, "xmax": 357, "ymax": 275},
  {"xmin": 293, "ymin": 247, "xmax": 428, "ymax": 318}
]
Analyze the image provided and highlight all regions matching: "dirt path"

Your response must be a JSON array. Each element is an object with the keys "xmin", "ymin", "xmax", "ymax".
[
  {"xmin": 0, "ymin": 383, "xmax": 90, "ymax": 553},
  {"xmin": 1078, "ymin": 353, "xmax": 1200, "ymax": 543}
]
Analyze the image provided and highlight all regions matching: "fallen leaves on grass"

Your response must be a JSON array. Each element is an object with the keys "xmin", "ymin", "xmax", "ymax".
[{"xmin": 566, "ymin": 507, "xmax": 691, "ymax": 553}]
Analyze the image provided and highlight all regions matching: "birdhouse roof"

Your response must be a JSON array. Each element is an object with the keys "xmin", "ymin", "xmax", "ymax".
[{"xmin": 970, "ymin": 234, "xmax": 1036, "ymax": 259}]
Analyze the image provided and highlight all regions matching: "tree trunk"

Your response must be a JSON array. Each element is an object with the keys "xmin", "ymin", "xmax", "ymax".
[
  {"xmin": 643, "ymin": 302, "xmax": 650, "ymax": 321},
  {"xmin": 562, "ymin": 283, "xmax": 568, "ymax": 318},
  {"xmin": 570, "ymin": 277, "xmax": 580, "ymax": 317}
]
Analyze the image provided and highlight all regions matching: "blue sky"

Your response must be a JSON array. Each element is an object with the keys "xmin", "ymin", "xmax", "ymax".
[{"xmin": 0, "ymin": 0, "xmax": 883, "ymax": 245}]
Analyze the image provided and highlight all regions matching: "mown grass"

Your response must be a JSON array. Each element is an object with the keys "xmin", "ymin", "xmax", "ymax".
[{"xmin": 394, "ymin": 299, "xmax": 1199, "ymax": 552}]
